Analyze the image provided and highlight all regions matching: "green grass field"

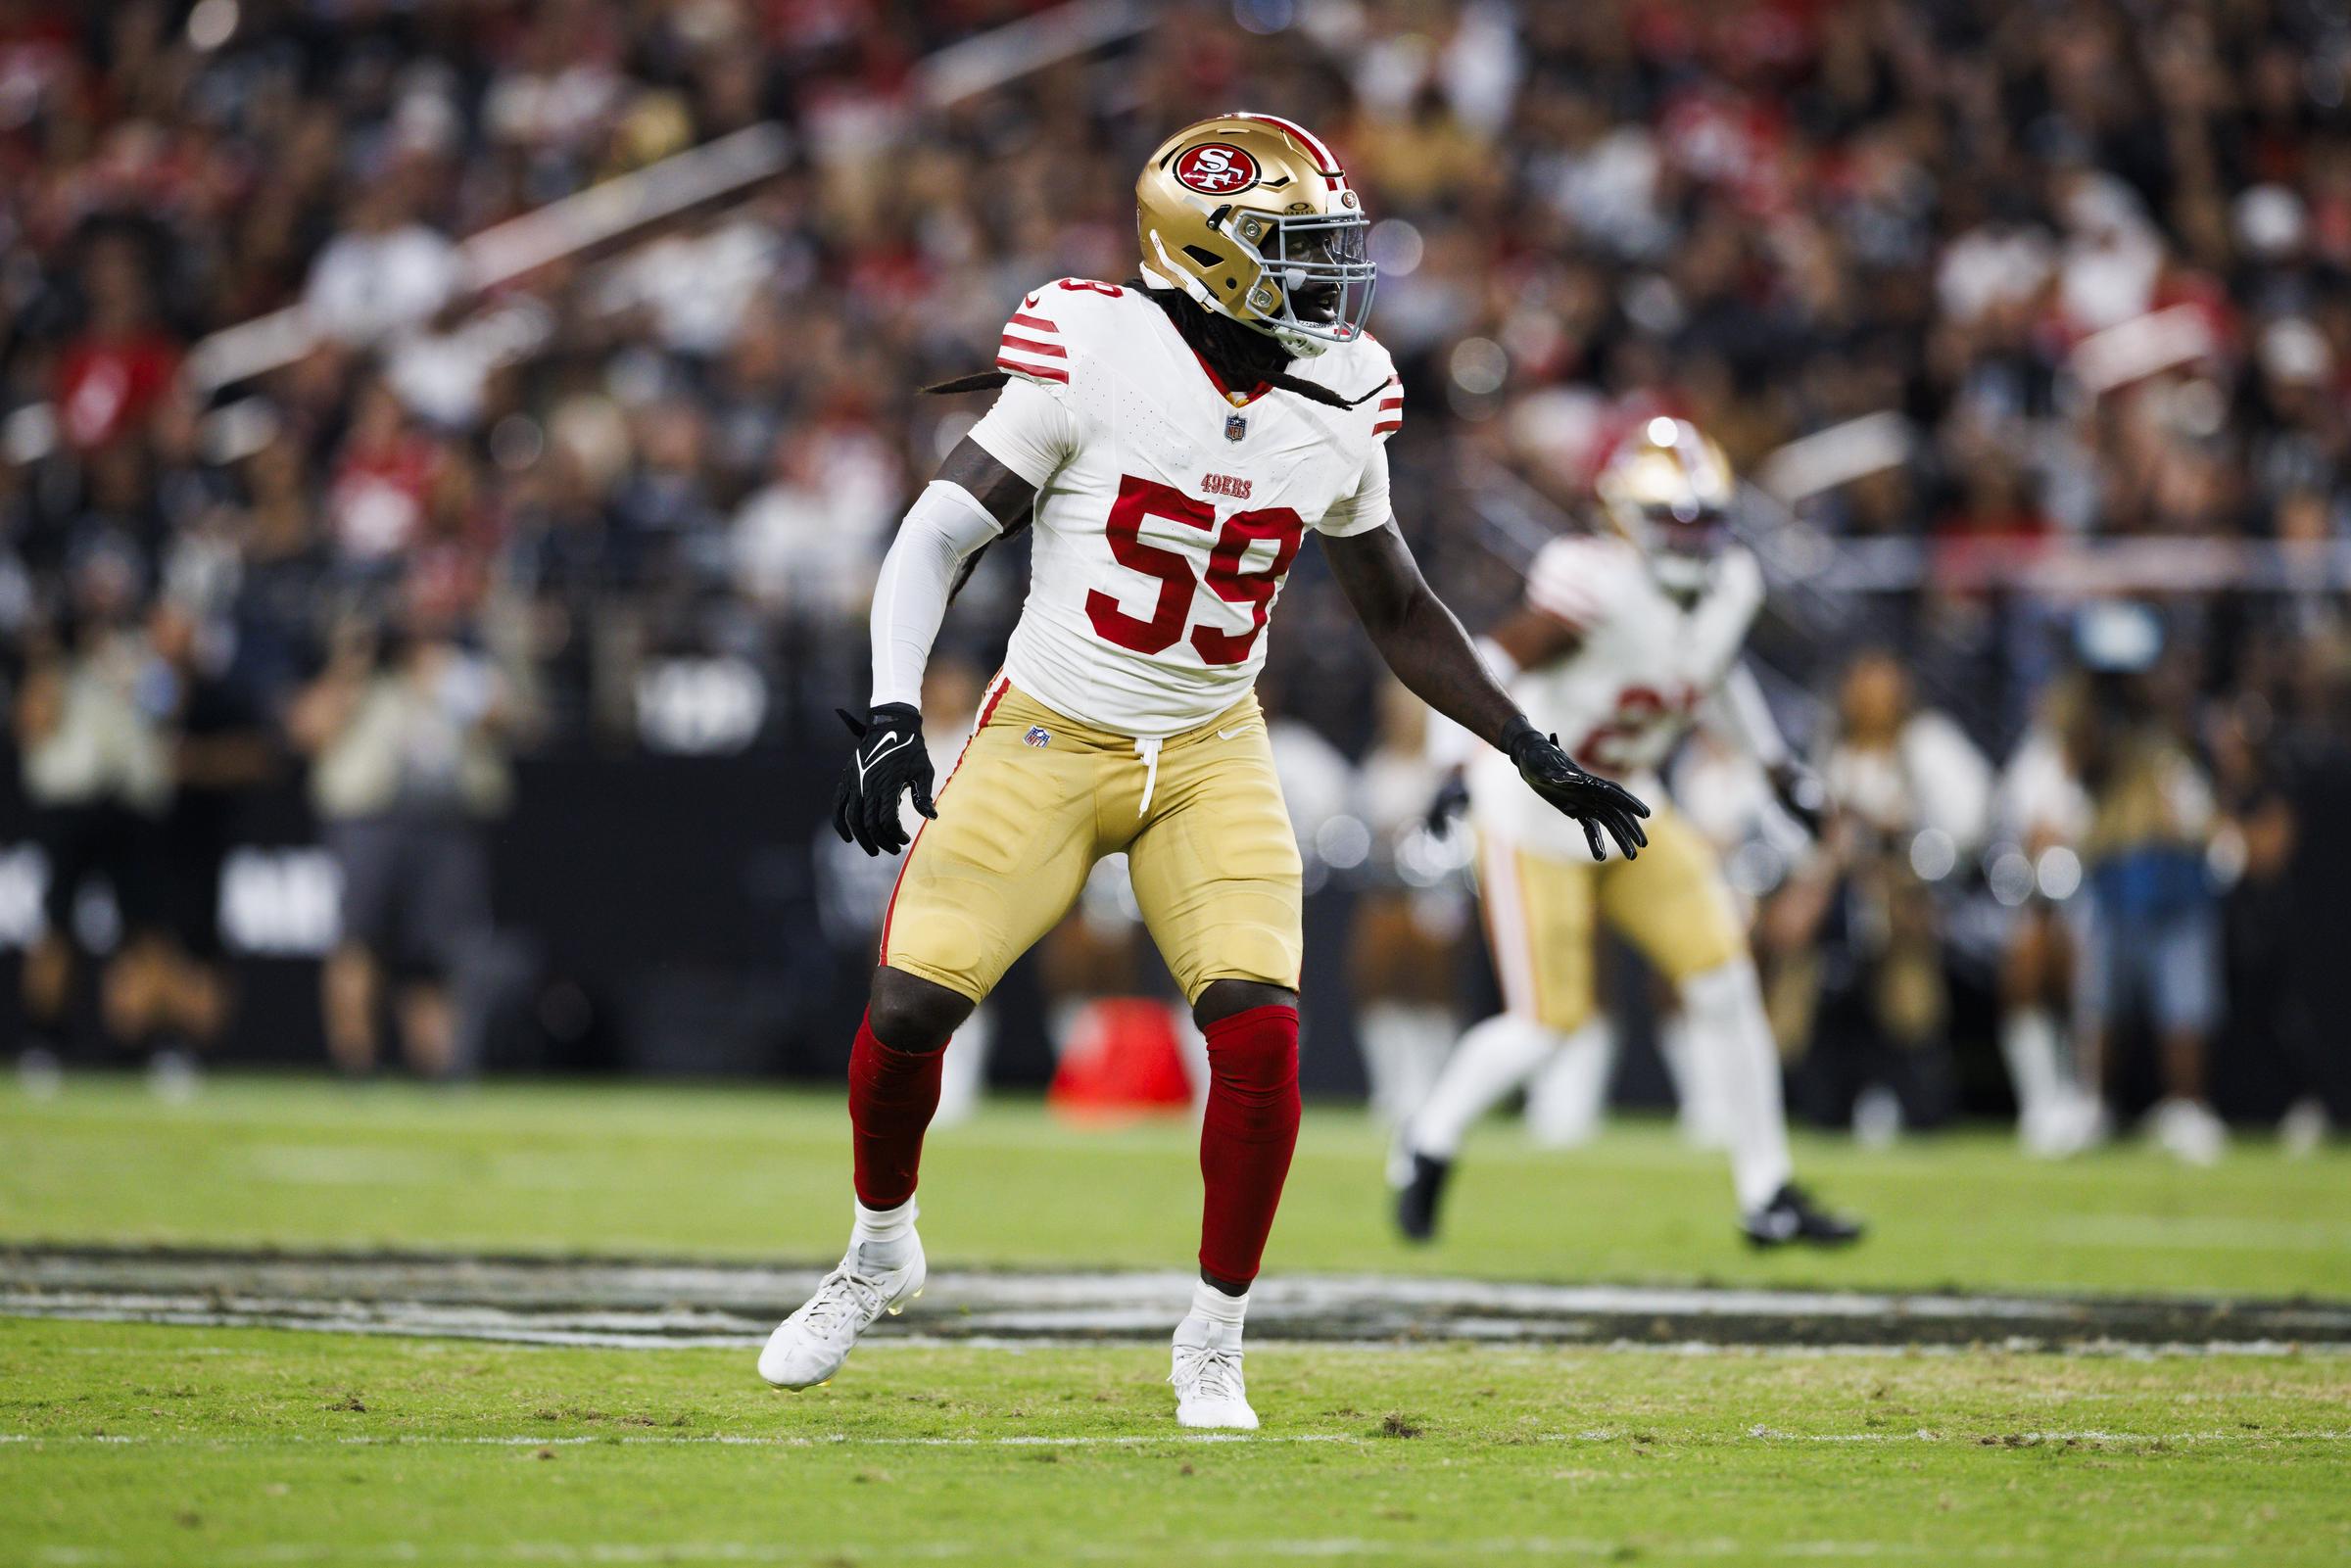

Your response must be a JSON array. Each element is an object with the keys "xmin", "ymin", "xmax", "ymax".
[
  {"xmin": 5, "ymin": 1322, "xmax": 2347, "ymax": 1566},
  {"xmin": 4, "ymin": 1074, "xmax": 2348, "ymax": 1566},
  {"xmin": 5, "ymin": 1075, "xmax": 2347, "ymax": 1296}
]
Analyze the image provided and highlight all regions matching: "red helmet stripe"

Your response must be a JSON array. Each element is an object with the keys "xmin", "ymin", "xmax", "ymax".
[{"xmin": 1232, "ymin": 112, "xmax": 1339, "ymax": 171}]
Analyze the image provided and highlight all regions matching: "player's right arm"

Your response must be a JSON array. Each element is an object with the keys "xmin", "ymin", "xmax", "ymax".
[
  {"xmin": 837, "ymin": 326, "xmax": 1080, "ymax": 855},
  {"xmin": 834, "ymin": 439, "xmax": 1035, "ymax": 857}
]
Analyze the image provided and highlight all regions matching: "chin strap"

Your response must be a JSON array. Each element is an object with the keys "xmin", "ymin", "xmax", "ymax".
[{"xmin": 1143, "ymin": 238, "xmax": 1225, "ymax": 319}]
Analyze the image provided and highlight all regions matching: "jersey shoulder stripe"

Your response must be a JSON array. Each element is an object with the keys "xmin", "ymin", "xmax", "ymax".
[
  {"xmin": 996, "ymin": 354, "xmax": 1069, "ymax": 384},
  {"xmin": 1372, "ymin": 379, "xmax": 1403, "ymax": 439},
  {"xmin": 994, "ymin": 279, "xmax": 1133, "ymax": 385}
]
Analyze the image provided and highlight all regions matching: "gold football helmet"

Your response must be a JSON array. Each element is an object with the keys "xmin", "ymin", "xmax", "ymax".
[
  {"xmin": 1596, "ymin": 416, "xmax": 1736, "ymax": 593},
  {"xmin": 1135, "ymin": 113, "xmax": 1375, "ymax": 358}
]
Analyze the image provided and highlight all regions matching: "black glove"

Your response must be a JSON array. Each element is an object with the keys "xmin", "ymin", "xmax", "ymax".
[
  {"xmin": 1424, "ymin": 769, "xmax": 1470, "ymax": 835},
  {"xmin": 1502, "ymin": 716, "xmax": 1651, "ymax": 861},
  {"xmin": 1767, "ymin": 760, "xmax": 1829, "ymax": 839},
  {"xmin": 833, "ymin": 703, "xmax": 936, "ymax": 857}
]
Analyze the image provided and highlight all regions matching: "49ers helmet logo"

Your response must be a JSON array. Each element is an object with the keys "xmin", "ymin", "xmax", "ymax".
[{"xmin": 1173, "ymin": 142, "xmax": 1260, "ymax": 195}]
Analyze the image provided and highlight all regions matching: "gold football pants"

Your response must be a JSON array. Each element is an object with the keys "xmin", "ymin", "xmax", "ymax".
[
  {"xmin": 1476, "ymin": 807, "xmax": 1745, "ymax": 1032},
  {"xmin": 881, "ymin": 679, "xmax": 1303, "ymax": 1005}
]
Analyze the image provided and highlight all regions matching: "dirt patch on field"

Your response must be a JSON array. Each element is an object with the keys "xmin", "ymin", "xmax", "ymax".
[{"xmin": 3, "ymin": 1245, "xmax": 2344, "ymax": 1352}]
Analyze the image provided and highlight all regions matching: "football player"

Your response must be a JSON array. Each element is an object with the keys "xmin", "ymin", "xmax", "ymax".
[
  {"xmin": 757, "ymin": 115, "xmax": 1650, "ymax": 1429},
  {"xmin": 1394, "ymin": 417, "xmax": 1864, "ymax": 1250}
]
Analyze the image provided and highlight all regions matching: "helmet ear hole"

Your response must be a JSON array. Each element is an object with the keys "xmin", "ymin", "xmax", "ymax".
[{"xmin": 1181, "ymin": 245, "xmax": 1224, "ymax": 268}]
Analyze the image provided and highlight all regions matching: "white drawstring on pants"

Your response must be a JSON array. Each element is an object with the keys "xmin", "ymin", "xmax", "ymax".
[{"xmin": 1134, "ymin": 736, "xmax": 1165, "ymax": 816}]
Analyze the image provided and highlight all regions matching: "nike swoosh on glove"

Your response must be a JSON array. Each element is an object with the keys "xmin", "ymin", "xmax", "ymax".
[
  {"xmin": 834, "ymin": 703, "xmax": 936, "ymax": 857},
  {"xmin": 1501, "ymin": 716, "xmax": 1651, "ymax": 862}
]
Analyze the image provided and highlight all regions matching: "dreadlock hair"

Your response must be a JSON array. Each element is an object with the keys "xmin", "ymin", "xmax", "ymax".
[{"xmin": 923, "ymin": 284, "xmax": 1388, "ymax": 411}]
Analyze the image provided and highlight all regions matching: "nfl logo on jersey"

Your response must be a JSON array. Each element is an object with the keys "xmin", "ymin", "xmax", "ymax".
[
  {"xmin": 1024, "ymin": 726, "xmax": 1051, "ymax": 748},
  {"xmin": 1224, "ymin": 412, "xmax": 1247, "ymax": 443}
]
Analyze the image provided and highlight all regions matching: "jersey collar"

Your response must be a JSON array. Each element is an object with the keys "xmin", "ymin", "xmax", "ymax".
[
  {"xmin": 1149, "ymin": 303, "xmax": 1273, "ymax": 407},
  {"xmin": 1191, "ymin": 345, "xmax": 1271, "ymax": 406}
]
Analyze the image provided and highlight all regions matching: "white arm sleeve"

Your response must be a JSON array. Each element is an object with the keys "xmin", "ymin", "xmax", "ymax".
[
  {"xmin": 869, "ymin": 480, "xmax": 1003, "ymax": 709},
  {"xmin": 1703, "ymin": 662, "xmax": 1792, "ymax": 770}
]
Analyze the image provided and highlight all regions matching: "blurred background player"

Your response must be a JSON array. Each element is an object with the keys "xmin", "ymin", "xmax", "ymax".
[
  {"xmin": 1397, "ymin": 417, "xmax": 1861, "ymax": 1249},
  {"xmin": 756, "ymin": 113, "xmax": 1648, "ymax": 1431}
]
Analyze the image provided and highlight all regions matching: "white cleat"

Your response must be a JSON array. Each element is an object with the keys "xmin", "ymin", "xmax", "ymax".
[
  {"xmin": 2036, "ymin": 1094, "xmax": 2112, "ymax": 1159},
  {"xmin": 2279, "ymin": 1096, "xmax": 2330, "ymax": 1159},
  {"xmin": 1170, "ymin": 1313, "xmax": 1257, "ymax": 1431},
  {"xmin": 757, "ymin": 1233, "xmax": 926, "ymax": 1391},
  {"xmin": 2147, "ymin": 1097, "xmax": 2228, "ymax": 1167}
]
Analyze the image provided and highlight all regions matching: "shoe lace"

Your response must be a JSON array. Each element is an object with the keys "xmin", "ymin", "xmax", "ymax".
[
  {"xmin": 799, "ymin": 1267, "xmax": 887, "ymax": 1337},
  {"xmin": 1171, "ymin": 1343, "xmax": 1246, "ymax": 1402}
]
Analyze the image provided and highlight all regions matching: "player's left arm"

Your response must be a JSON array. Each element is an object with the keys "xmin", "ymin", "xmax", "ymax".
[
  {"xmin": 1703, "ymin": 662, "xmax": 1828, "ymax": 836},
  {"xmin": 1321, "ymin": 521, "xmax": 1649, "ymax": 860}
]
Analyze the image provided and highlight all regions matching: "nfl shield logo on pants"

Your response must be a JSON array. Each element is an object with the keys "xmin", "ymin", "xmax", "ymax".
[
  {"xmin": 1224, "ymin": 412, "xmax": 1247, "ymax": 443},
  {"xmin": 1024, "ymin": 726, "xmax": 1051, "ymax": 748}
]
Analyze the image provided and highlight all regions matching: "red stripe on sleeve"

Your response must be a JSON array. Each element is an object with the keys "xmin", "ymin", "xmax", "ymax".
[
  {"xmin": 996, "ymin": 356, "xmax": 1070, "ymax": 384},
  {"xmin": 1008, "ymin": 312, "xmax": 1059, "ymax": 333},
  {"xmin": 998, "ymin": 333, "xmax": 1067, "ymax": 357},
  {"xmin": 1372, "ymin": 420, "xmax": 1402, "ymax": 435}
]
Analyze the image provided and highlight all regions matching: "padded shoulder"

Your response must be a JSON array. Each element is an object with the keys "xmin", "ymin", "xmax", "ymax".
[
  {"xmin": 1524, "ymin": 536, "xmax": 1640, "ymax": 632},
  {"xmin": 992, "ymin": 278, "xmax": 1141, "ymax": 385}
]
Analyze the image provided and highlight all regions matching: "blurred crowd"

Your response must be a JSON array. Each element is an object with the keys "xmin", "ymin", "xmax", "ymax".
[{"xmin": 2, "ymin": 0, "xmax": 2347, "ymax": 1144}]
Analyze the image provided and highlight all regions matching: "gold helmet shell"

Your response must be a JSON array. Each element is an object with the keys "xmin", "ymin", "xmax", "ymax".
[
  {"xmin": 1135, "ymin": 113, "xmax": 1375, "ymax": 358},
  {"xmin": 1596, "ymin": 416, "xmax": 1736, "ymax": 592}
]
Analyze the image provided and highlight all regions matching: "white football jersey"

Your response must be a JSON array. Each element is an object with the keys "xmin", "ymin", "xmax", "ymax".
[
  {"xmin": 1471, "ymin": 535, "xmax": 1763, "ymax": 859},
  {"xmin": 966, "ymin": 278, "xmax": 1401, "ymax": 736}
]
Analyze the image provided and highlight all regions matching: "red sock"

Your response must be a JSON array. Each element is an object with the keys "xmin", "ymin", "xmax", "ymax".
[
  {"xmin": 847, "ymin": 1010, "xmax": 944, "ymax": 1210},
  {"xmin": 1197, "ymin": 1003, "xmax": 1301, "ymax": 1287}
]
